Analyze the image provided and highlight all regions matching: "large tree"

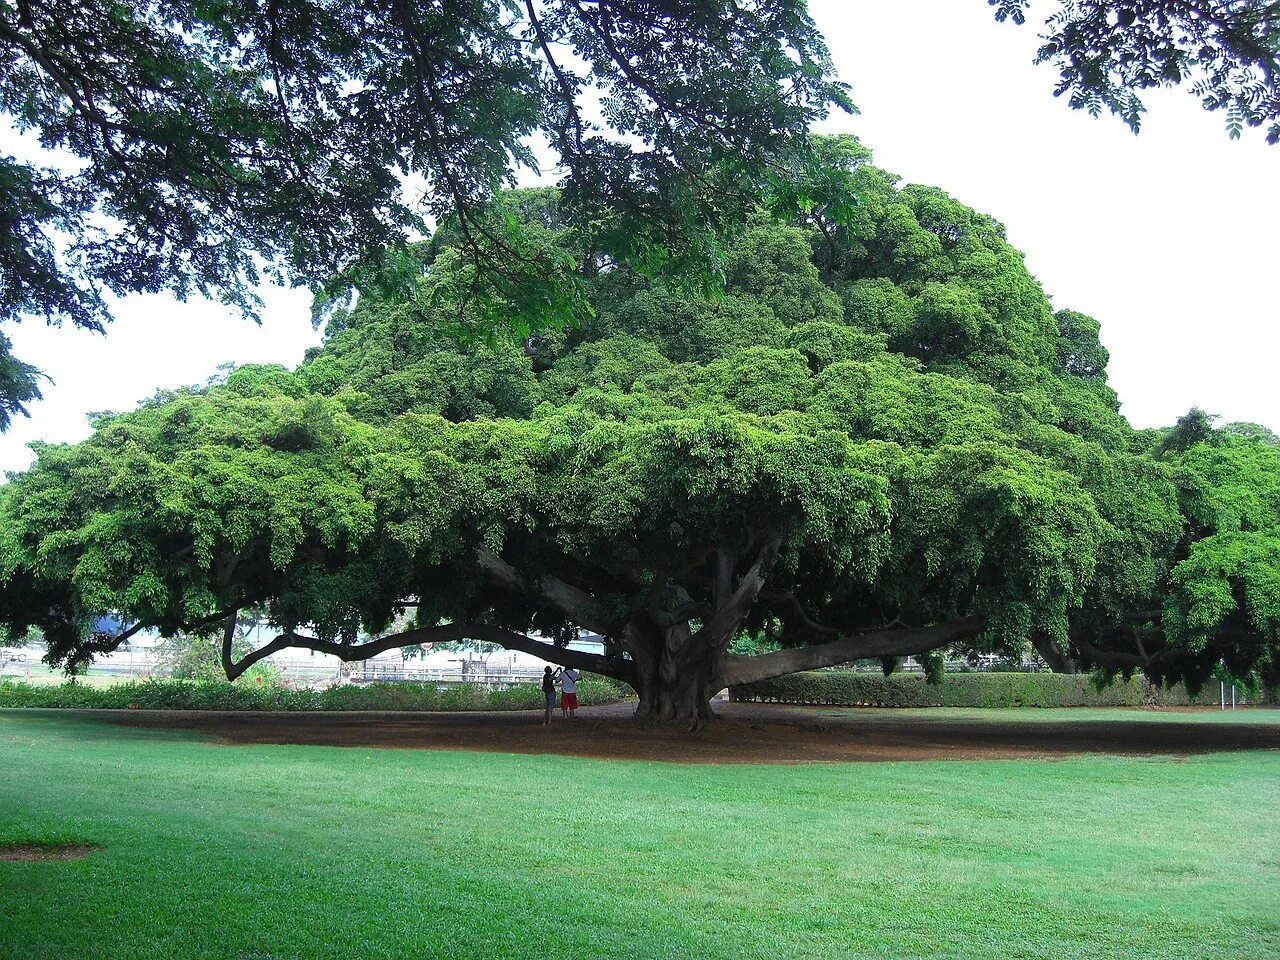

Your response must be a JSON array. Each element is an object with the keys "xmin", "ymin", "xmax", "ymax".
[
  {"xmin": 3, "ymin": 140, "xmax": 1278, "ymax": 724},
  {"xmin": 0, "ymin": 0, "xmax": 850, "ymax": 428}
]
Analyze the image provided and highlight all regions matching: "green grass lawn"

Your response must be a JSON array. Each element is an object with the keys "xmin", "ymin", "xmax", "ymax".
[
  {"xmin": 832, "ymin": 706, "xmax": 1280, "ymax": 726},
  {"xmin": 1, "ymin": 711, "xmax": 1277, "ymax": 960}
]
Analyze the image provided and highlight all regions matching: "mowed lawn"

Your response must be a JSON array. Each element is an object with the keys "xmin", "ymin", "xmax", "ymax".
[
  {"xmin": 1, "ymin": 711, "xmax": 1278, "ymax": 960},
  {"xmin": 829, "ymin": 705, "xmax": 1280, "ymax": 726}
]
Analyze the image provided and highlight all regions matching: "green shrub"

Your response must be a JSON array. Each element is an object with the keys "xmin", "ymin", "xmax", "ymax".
[
  {"xmin": 487, "ymin": 684, "xmax": 546, "ymax": 711},
  {"xmin": 730, "ymin": 672, "xmax": 1276, "ymax": 708},
  {"xmin": 0, "ymin": 675, "xmax": 630, "ymax": 713}
]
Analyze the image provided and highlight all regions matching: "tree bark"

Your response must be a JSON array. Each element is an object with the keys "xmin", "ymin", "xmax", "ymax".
[
  {"xmin": 621, "ymin": 621, "xmax": 722, "ymax": 727},
  {"xmin": 718, "ymin": 616, "xmax": 987, "ymax": 688},
  {"xmin": 221, "ymin": 620, "xmax": 631, "ymax": 684},
  {"xmin": 618, "ymin": 535, "xmax": 784, "ymax": 727},
  {"xmin": 625, "ymin": 615, "xmax": 984, "ymax": 724},
  {"xmin": 630, "ymin": 650, "xmax": 721, "ymax": 726},
  {"xmin": 1032, "ymin": 635, "xmax": 1078, "ymax": 674}
]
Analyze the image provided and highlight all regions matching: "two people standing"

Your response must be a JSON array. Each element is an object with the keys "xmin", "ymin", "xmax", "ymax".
[{"xmin": 541, "ymin": 665, "xmax": 582, "ymax": 725}]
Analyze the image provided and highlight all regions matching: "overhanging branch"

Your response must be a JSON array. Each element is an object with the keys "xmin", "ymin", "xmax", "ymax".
[
  {"xmin": 719, "ymin": 615, "xmax": 988, "ymax": 688},
  {"xmin": 80, "ymin": 600, "xmax": 248, "ymax": 660},
  {"xmin": 82, "ymin": 619, "xmax": 147, "ymax": 656},
  {"xmin": 1074, "ymin": 636, "xmax": 1181, "ymax": 672},
  {"xmin": 476, "ymin": 548, "xmax": 619, "ymax": 635},
  {"xmin": 221, "ymin": 620, "xmax": 630, "ymax": 683}
]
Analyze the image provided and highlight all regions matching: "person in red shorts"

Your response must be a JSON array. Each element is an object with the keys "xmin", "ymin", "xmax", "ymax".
[{"xmin": 559, "ymin": 666, "xmax": 581, "ymax": 718}]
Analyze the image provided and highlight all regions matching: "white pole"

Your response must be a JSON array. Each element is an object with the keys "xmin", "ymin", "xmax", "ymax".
[
  {"xmin": 1221, "ymin": 681, "xmax": 1226, "ymax": 710},
  {"xmin": 1232, "ymin": 685, "xmax": 1237, "ymax": 710}
]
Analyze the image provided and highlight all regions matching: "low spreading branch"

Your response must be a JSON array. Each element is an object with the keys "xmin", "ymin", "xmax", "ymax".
[
  {"xmin": 719, "ymin": 615, "xmax": 988, "ymax": 688},
  {"xmin": 80, "ymin": 601, "xmax": 250, "ymax": 660},
  {"xmin": 1074, "ymin": 636, "xmax": 1181, "ymax": 671},
  {"xmin": 220, "ymin": 620, "xmax": 629, "ymax": 683},
  {"xmin": 82, "ymin": 619, "xmax": 147, "ymax": 655}
]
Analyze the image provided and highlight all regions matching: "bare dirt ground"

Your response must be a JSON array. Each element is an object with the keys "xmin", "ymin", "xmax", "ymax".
[
  {"xmin": 57, "ymin": 702, "xmax": 1280, "ymax": 764},
  {"xmin": 0, "ymin": 844, "xmax": 97, "ymax": 863}
]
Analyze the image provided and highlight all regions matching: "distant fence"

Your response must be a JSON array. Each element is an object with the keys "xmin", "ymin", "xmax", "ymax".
[
  {"xmin": 730, "ymin": 672, "xmax": 1277, "ymax": 708},
  {"xmin": 359, "ymin": 660, "xmax": 545, "ymax": 686}
]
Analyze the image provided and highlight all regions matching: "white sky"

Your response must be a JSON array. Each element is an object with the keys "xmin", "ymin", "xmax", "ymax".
[{"xmin": 1, "ymin": 0, "xmax": 1276, "ymax": 475}]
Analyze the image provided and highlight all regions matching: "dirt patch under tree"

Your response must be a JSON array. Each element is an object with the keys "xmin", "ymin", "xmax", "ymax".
[{"xmin": 53, "ymin": 701, "xmax": 1280, "ymax": 764}]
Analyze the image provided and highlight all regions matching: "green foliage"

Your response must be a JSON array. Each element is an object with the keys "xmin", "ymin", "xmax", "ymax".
[
  {"xmin": 0, "ymin": 331, "xmax": 44, "ymax": 431},
  {"xmin": 922, "ymin": 649, "xmax": 946, "ymax": 685},
  {"xmin": 1054, "ymin": 309, "xmax": 1110, "ymax": 380},
  {"xmin": 1222, "ymin": 421, "xmax": 1280, "ymax": 445},
  {"xmin": 0, "ymin": 622, "xmax": 42, "ymax": 648},
  {"xmin": 0, "ymin": 0, "xmax": 851, "ymax": 426},
  {"xmin": 728, "ymin": 631, "xmax": 782, "ymax": 657},
  {"xmin": 2, "ymin": 144, "xmax": 1277, "ymax": 700},
  {"xmin": 993, "ymin": 1, "xmax": 1280, "ymax": 143},
  {"xmin": 1159, "ymin": 407, "xmax": 1219, "ymax": 456}
]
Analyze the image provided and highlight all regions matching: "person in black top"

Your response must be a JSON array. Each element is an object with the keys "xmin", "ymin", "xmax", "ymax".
[{"xmin": 541, "ymin": 666, "xmax": 559, "ymax": 726}]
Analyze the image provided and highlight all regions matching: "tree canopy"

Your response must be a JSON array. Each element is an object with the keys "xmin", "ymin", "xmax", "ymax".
[
  {"xmin": 0, "ymin": 0, "xmax": 850, "ymax": 428},
  {"xmin": 4, "ymin": 136, "xmax": 1277, "ymax": 723}
]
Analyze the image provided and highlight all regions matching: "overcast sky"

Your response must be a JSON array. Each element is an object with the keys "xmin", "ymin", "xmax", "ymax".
[{"xmin": 1, "ymin": 0, "xmax": 1276, "ymax": 475}]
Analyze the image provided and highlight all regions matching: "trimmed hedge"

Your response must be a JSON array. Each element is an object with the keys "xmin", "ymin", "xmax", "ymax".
[
  {"xmin": 0, "ymin": 676, "xmax": 628, "ymax": 712},
  {"xmin": 730, "ymin": 672, "xmax": 1276, "ymax": 708}
]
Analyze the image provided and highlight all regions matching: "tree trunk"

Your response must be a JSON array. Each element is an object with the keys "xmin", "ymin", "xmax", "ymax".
[
  {"xmin": 623, "ymin": 622, "xmax": 721, "ymax": 727},
  {"xmin": 619, "ymin": 535, "xmax": 784, "ymax": 728},
  {"xmin": 630, "ymin": 654, "xmax": 720, "ymax": 726},
  {"xmin": 623, "ymin": 615, "xmax": 990, "ymax": 727}
]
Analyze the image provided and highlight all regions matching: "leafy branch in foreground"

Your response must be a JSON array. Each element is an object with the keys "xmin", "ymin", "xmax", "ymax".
[
  {"xmin": 992, "ymin": 0, "xmax": 1280, "ymax": 141},
  {"xmin": 0, "ymin": 0, "xmax": 851, "ymax": 425}
]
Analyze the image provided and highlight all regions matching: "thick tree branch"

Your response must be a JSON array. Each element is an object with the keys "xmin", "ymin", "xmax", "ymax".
[
  {"xmin": 719, "ymin": 615, "xmax": 988, "ymax": 688},
  {"xmin": 79, "ymin": 599, "xmax": 249, "ymax": 662},
  {"xmin": 1032, "ymin": 634, "xmax": 1078, "ymax": 674},
  {"xmin": 81, "ymin": 619, "xmax": 147, "ymax": 655},
  {"xmin": 476, "ymin": 547, "xmax": 619, "ymax": 635},
  {"xmin": 684, "ymin": 532, "xmax": 784, "ymax": 662},
  {"xmin": 1073, "ymin": 636, "xmax": 1182, "ymax": 671},
  {"xmin": 221, "ymin": 620, "xmax": 629, "ymax": 683},
  {"xmin": 218, "ymin": 608, "xmax": 240, "ymax": 676}
]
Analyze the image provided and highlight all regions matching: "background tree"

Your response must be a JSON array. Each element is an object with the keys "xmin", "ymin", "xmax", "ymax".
[
  {"xmin": 3, "ymin": 138, "xmax": 1277, "ymax": 725},
  {"xmin": 991, "ymin": 0, "xmax": 1280, "ymax": 141},
  {"xmin": 156, "ymin": 609, "xmax": 279, "ymax": 683},
  {"xmin": 0, "ymin": 0, "xmax": 850, "ymax": 428}
]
